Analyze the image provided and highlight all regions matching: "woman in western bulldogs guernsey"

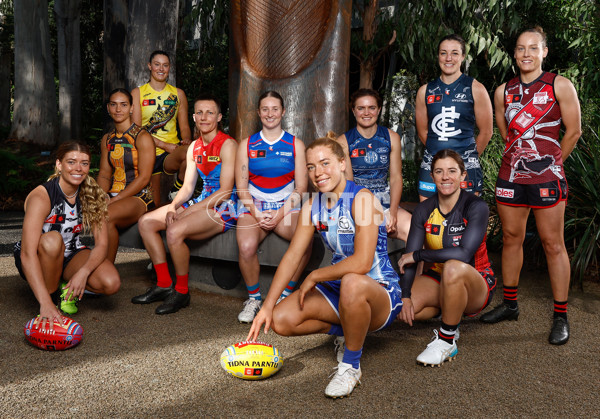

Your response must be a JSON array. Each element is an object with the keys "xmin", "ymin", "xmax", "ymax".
[
  {"xmin": 247, "ymin": 132, "xmax": 403, "ymax": 398},
  {"xmin": 397, "ymin": 149, "xmax": 495, "ymax": 366},
  {"xmin": 14, "ymin": 141, "xmax": 121, "ymax": 330},
  {"xmin": 480, "ymin": 27, "xmax": 581, "ymax": 346},
  {"xmin": 415, "ymin": 34, "xmax": 493, "ymax": 201}
]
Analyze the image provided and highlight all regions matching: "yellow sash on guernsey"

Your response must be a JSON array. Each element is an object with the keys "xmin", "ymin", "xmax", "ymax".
[{"xmin": 139, "ymin": 83, "xmax": 179, "ymax": 155}]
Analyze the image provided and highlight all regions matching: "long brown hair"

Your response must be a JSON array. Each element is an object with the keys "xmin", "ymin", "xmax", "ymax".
[{"xmin": 49, "ymin": 141, "xmax": 108, "ymax": 232}]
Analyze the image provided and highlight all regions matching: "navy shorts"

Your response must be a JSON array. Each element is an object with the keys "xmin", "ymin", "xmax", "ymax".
[
  {"xmin": 495, "ymin": 177, "xmax": 568, "ymax": 208},
  {"xmin": 181, "ymin": 198, "xmax": 238, "ymax": 233},
  {"xmin": 315, "ymin": 278, "xmax": 403, "ymax": 333},
  {"xmin": 14, "ymin": 241, "xmax": 88, "ymax": 281},
  {"xmin": 152, "ymin": 152, "xmax": 176, "ymax": 175}
]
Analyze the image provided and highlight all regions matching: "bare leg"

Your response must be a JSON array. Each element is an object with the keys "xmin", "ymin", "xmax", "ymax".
[
  {"xmin": 37, "ymin": 231, "xmax": 65, "ymax": 293},
  {"xmin": 497, "ymin": 204, "xmax": 530, "ymax": 288},
  {"xmin": 106, "ymin": 197, "xmax": 148, "ymax": 262}
]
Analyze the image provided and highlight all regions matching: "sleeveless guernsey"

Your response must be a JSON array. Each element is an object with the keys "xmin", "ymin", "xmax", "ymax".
[{"xmin": 139, "ymin": 83, "xmax": 180, "ymax": 155}]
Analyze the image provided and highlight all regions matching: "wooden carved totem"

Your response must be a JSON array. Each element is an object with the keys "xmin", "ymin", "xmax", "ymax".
[{"xmin": 229, "ymin": 0, "xmax": 351, "ymax": 144}]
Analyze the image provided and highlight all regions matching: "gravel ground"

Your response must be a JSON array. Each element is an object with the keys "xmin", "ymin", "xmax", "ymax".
[{"xmin": 1, "ymin": 251, "xmax": 599, "ymax": 418}]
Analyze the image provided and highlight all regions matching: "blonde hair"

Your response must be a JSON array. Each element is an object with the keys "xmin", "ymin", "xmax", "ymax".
[
  {"xmin": 306, "ymin": 131, "xmax": 344, "ymax": 160},
  {"xmin": 49, "ymin": 142, "xmax": 109, "ymax": 232}
]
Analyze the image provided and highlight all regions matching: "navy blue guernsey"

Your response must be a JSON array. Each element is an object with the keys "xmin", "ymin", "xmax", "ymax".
[
  {"xmin": 425, "ymin": 74, "xmax": 476, "ymax": 154},
  {"xmin": 344, "ymin": 125, "xmax": 391, "ymax": 208},
  {"xmin": 400, "ymin": 190, "xmax": 492, "ymax": 297}
]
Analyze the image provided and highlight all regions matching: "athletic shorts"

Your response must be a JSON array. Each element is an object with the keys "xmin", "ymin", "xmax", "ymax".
[
  {"xmin": 238, "ymin": 198, "xmax": 301, "ymax": 216},
  {"xmin": 495, "ymin": 177, "xmax": 568, "ymax": 208},
  {"xmin": 14, "ymin": 241, "xmax": 88, "ymax": 281},
  {"xmin": 418, "ymin": 148, "xmax": 483, "ymax": 198},
  {"xmin": 152, "ymin": 152, "xmax": 176, "ymax": 176},
  {"xmin": 110, "ymin": 189, "xmax": 155, "ymax": 211},
  {"xmin": 422, "ymin": 267, "xmax": 496, "ymax": 317},
  {"xmin": 181, "ymin": 197, "xmax": 238, "ymax": 233},
  {"xmin": 315, "ymin": 278, "xmax": 403, "ymax": 333}
]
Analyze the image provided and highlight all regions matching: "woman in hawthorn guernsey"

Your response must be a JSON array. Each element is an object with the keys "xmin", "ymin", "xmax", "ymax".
[
  {"xmin": 415, "ymin": 34, "xmax": 493, "ymax": 201},
  {"xmin": 480, "ymin": 27, "xmax": 581, "ymax": 346},
  {"xmin": 336, "ymin": 88, "xmax": 411, "ymax": 241},
  {"xmin": 132, "ymin": 94, "xmax": 237, "ymax": 315},
  {"xmin": 97, "ymin": 88, "xmax": 156, "ymax": 262},
  {"xmin": 235, "ymin": 91, "xmax": 310, "ymax": 323},
  {"xmin": 248, "ymin": 132, "xmax": 403, "ymax": 398},
  {"xmin": 397, "ymin": 149, "xmax": 495, "ymax": 366},
  {"xmin": 14, "ymin": 141, "xmax": 120, "ymax": 328},
  {"xmin": 131, "ymin": 50, "xmax": 192, "ymax": 206}
]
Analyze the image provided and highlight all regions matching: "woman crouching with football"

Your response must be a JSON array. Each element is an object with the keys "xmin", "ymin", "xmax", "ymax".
[
  {"xmin": 14, "ymin": 141, "xmax": 120, "ymax": 330},
  {"xmin": 247, "ymin": 132, "xmax": 403, "ymax": 398}
]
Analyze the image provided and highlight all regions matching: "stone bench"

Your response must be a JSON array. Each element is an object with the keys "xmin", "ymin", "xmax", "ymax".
[{"xmin": 118, "ymin": 223, "xmax": 405, "ymax": 298}]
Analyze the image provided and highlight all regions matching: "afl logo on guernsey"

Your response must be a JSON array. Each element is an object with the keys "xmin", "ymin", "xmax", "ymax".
[{"xmin": 427, "ymin": 95, "xmax": 442, "ymax": 104}]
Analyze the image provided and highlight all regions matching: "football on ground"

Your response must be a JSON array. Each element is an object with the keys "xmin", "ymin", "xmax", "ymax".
[
  {"xmin": 220, "ymin": 341, "xmax": 284, "ymax": 380},
  {"xmin": 24, "ymin": 316, "xmax": 83, "ymax": 351}
]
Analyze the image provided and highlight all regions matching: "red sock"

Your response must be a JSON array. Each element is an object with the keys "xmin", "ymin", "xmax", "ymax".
[
  {"xmin": 175, "ymin": 273, "xmax": 189, "ymax": 294},
  {"xmin": 154, "ymin": 263, "xmax": 172, "ymax": 288}
]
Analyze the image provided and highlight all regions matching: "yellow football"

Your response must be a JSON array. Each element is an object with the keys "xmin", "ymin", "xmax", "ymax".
[{"xmin": 220, "ymin": 341, "xmax": 284, "ymax": 380}]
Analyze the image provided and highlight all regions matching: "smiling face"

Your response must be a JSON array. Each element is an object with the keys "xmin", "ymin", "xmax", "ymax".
[
  {"xmin": 352, "ymin": 95, "xmax": 381, "ymax": 130},
  {"xmin": 107, "ymin": 92, "xmax": 132, "ymax": 124},
  {"xmin": 431, "ymin": 156, "xmax": 466, "ymax": 198},
  {"xmin": 193, "ymin": 100, "xmax": 222, "ymax": 138},
  {"xmin": 514, "ymin": 31, "xmax": 547, "ymax": 75},
  {"xmin": 148, "ymin": 53, "xmax": 170, "ymax": 83},
  {"xmin": 438, "ymin": 39, "xmax": 465, "ymax": 78},
  {"xmin": 258, "ymin": 96, "xmax": 285, "ymax": 131},
  {"xmin": 56, "ymin": 151, "xmax": 91, "ymax": 188},
  {"xmin": 306, "ymin": 145, "xmax": 346, "ymax": 194}
]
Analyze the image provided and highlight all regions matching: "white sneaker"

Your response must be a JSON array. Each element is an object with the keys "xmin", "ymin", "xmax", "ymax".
[
  {"xmin": 334, "ymin": 336, "xmax": 345, "ymax": 363},
  {"xmin": 146, "ymin": 262, "xmax": 153, "ymax": 271},
  {"xmin": 325, "ymin": 362, "xmax": 361, "ymax": 398},
  {"xmin": 416, "ymin": 330, "xmax": 458, "ymax": 367},
  {"xmin": 275, "ymin": 295, "xmax": 284, "ymax": 305},
  {"xmin": 168, "ymin": 189, "xmax": 178, "ymax": 202},
  {"xmin": 238, "ymin": 298, "xmax": 262, "ymax": 323}
]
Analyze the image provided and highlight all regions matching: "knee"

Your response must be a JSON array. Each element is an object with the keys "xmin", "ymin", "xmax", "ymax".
[
  {"xmin": 237, "ymin": 238, "xmax": 258, "ymax": 260},
  {"xmin": 38, "ymin": 232, "xmax": 64, "ymax": 258},
  {"xmin": 441, "ymin": 260, "xmax": 468, "ymax": 288},
  {"xmin": 339, "ymin": 273, "xmax": 367, "ymax": 307},
  {"xmin": 102, "ymin": 274, "xmax": 121, "ymax": 295},
  {"xmin": 165, "ymin": 224, "xmax": 185, "ymax": 246},
  {"xmin": 271, "ymin": 306, "xmax": 293, "ymax": 336},
  {"xmin": 137, "ymin": 213, "xmax": 152, "ymax": 234},
  {"xmin": 539, "ymin": 237, "xmax": 566, "ymax": 257}
]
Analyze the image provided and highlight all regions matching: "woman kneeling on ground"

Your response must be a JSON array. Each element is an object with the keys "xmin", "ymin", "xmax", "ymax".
[
  {"xmin": 397, "ymin": 149, "xmax": 496, "ymax": 366},
  {"xmin": 248, "ymin": 132, "xmax": 403, "ymax": 398},
  {"xmin": 14, "ymin": 141, "xmax": 120, "ymax": 327}
]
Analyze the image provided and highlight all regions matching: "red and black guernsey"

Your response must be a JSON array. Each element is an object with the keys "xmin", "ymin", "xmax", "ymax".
[
  {"xmin": 499, "ymin": 72, "xmax": 564, "ymax": 184},
  {"xmin": 400, "ymin": 190, "xmax": 492, "ymax": 297}
]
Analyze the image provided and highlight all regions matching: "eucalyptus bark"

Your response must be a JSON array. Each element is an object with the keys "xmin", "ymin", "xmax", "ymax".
[
  {"xmin": 10, "ymin": 0, "xmax": 57, "ymax": 145},
  {"xmin": 55, "ymin": 0, "xmax": 82, "ymax": 142}
]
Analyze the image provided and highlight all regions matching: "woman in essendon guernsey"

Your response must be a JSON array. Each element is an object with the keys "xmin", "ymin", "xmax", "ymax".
[{"xmin": 480, "ymin": 27, "xmax": 581, "ymax": 346}]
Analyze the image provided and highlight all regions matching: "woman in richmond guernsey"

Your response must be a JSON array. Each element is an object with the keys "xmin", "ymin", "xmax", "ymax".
[
  {"xmin": 97, "ymin": 88, "xmax": 156, "ymax": 262},
  {"xmin": 14, "ymin": 141, "xmax": 120, "ymax": 329},
  {"xmin": 480, "ymin": 27, "xmax": 581, "ymax": 346},
  {"xmin": 247, "ymin": 132, "xmax": 403, "ymax": 398},
  {"xmin": 336, "ymin": 88, "xmax": 412, "ymax": 241},
  {"xmin": 397, "ymin": 149, "xmax": 496, "ymax": 366},
  {"xmin": 415, "ymin": 34, "xmax": 493, "ymax": 201},
  {"xmin": 235, "ymin": 90, "xmax": 310, "ymax": 323}
]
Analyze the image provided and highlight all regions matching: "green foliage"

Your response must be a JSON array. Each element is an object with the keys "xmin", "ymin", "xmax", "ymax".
[
  {"xmin": 0, "ymin": 148, "xmax": 50, "ymax": 199},
  {"xmin": 564, "ymin": 115, "xmax": 600, "ymax": 286}
]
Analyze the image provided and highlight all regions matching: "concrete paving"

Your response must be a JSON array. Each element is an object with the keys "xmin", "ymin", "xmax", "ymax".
[{"xmin": 1, "ymin": 213, "xmax": 599, "ymax": 418}]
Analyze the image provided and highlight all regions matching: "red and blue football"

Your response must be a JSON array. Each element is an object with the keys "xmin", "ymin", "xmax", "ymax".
[{"xmin": 24, "ymin": 316, "xmax": 83, "ymax": 351}]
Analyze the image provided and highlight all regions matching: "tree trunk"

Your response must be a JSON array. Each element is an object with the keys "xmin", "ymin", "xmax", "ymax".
[
  {"xmin": 103, "ymin": 0, "xmax": 128, "ymax": 101},
  {"xmin": 0, "ymin": 12, "xmax": 11, "ymax": 129},
  {"xmin": 359, "ymin": 0, "xmax": 378, "ymax": 89},
  {"xmin": 55, "ymin": 0, "xmax": 82, "ymax": 142},
  {"xmin": 10, "ymin": 0, "xmax": 57, "ymax": 146},
  {"xmin": 125, "ymin": 0, "xmax": 179, "ymax": 91}
]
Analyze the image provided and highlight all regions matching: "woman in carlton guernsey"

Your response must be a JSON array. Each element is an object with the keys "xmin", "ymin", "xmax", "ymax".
[
  {"xmin": 14, "ymin": 141, "xmax": 120, "ymax": 328},
  {"xmin": 235, "ymin": 91, "xmax": 310, "ymax": 323},
  {"xmin": 248, "ymin": 132, "xmax": 403, "ymax": 398},
  {"xmin": 336, "ymin": 88, "xmax": 411, "ymax": 241},
  {"xmin": 397, "ymin": 149, "xmax": 496, "ymax": 366},
  {"xmin": 480, "ymin": 27, "xmax": 581, "ymax": 346},
  {"xmin": 97, "ymin": 88, "xmax": 156, "ymax": 262},
  {"xmin": 415, "ymin": 34, "xmax": 493, "ymax": 201}
]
